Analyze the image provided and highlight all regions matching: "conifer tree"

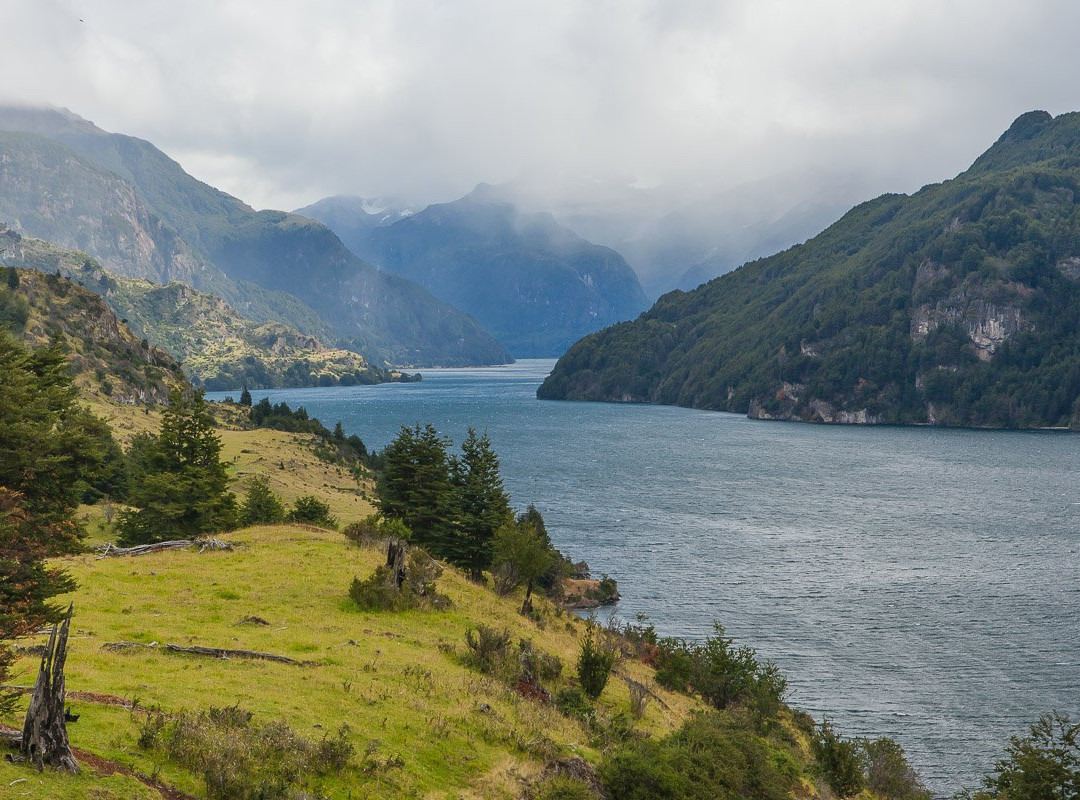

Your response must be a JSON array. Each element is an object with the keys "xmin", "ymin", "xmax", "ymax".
[
  {"xmin": 379, "ymin": 424, "xmax": 455, "ymax": 554},
  {"xmin": 117, "ymin": 388, "xmax": 236, "ymax": 544},
  {"xmin": 239, "ymin": 476, "xmax": 285, "ymax": 526},
  {"xmin": 0, "ymin": 331, "xmax": 108, "ymax": 713},
  {"xmin": 452, "ymin": 428, "xmax": 512, "ymax": 580},
  {"xmin": 239, "ymin": 386, "xmax": 252, "ymax": 407}
]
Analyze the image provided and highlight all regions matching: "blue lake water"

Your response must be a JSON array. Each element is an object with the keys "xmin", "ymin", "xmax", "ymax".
[{"xmin": 209, "ymin": 359, "xmax": 1080, "ymax": 794}]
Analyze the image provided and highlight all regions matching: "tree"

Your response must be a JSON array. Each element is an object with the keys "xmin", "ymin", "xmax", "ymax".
[
  {"xmin": 117, "ymin": 388, "xmax": 236, "ymax": 544},
  {"xmin": 451, "ymin": 428, "xmax": 512, "ymax": 580},
  {"xmin": 379, "ymin": 424, "xmax": 456, "ymax": 555},
  {"xmin": 971, "ymin": 712, "xmax": 1080, "ymax": 800},
  {"xmin": 577, "ymin": 621, "xmax": 617, "ymax": 699},
  {"xmin": 239, "ymin": 386, "xmax": 252, "ymax": 407},
  {"xmin": 0, "ymin": 331, "xmax": 108, "ymax": 714},
  {"xmin": 491, "ymin": 515, "xmax": 557, "ymax": 614},
  {"xmin": 239, "ymin": 477, "xmax": 284, "ymax": 526}
]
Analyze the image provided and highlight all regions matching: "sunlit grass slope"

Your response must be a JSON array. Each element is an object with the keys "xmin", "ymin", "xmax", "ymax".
[{"xmin": 1, "ymin": 522, "xmax": 700, "ymax": 799}]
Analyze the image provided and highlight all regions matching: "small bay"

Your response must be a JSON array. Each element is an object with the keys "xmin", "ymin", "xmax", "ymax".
[{"xmin": 209, "ymin": 358, "xmax": 1080, "ymax": 794}]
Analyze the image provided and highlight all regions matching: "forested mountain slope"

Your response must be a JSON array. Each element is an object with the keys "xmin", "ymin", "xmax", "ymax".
[{"xmin": 540, "ymin": 111, "xmax": 1080, "ymax": 428}]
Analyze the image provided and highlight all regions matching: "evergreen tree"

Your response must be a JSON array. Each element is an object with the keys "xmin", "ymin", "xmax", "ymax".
[
  {"xmin": 117, "ymin": 389, "xmax": 236, "ymax": 544},
  {"xmin": 451, "ymin": 428, "xmax": 512, "ymax": 580},
  {"xmin": 0, "ymin": 331, "xmax": 108, "ymax": 713},
  {"xmin": 239, "ymin": 386, "xmax": 252, "ymax": 407},
  {"xmin": 239, "ymin": 476, "xmax": 285, "ymax": 526},
  {"xmin": 379, "ymin": 424, "xmax": 456, "ymax": 555}
]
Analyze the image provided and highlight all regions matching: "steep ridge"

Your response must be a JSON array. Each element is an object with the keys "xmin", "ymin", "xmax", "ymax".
[
  {"xmin": 0, "ymin": 229, "xmax": 408, "ymax": 390},
  {"xmin": 539, "ymin": 111, "xmax": 1080, "ymax": 429},
  {"xmin": 0, "ymin": 105, "xmax": 510, "ymax": 367},
  {"xmin": 327, "ymin": 190, "xmax": 648, "ymax": 357}
]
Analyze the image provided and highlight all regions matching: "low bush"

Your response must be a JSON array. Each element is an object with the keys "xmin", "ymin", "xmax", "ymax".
[
  {"xmin": 577, "ymin": 623, "xmax": 618, "ymax": 699},
  {"xmin": 463, "ymin": 624, "xmax": 513, "ymax": 676},
  {"xmin": 349, "ymin": 547, "xmax": 449, "ymax": 611},
  {"xmin": 812, "ymin": 719, "xmax": 865, "ymax": 797},
  {"xmin": 532, "ymin": 775, "xmax": 600, "ymax": 800},
  {"xmin": 555, "ymin": 686, "xmax": 593, "ymax": 722},
  {"xmin": 599, "ymin": 710, "xmax": 796, "ymax": 800},
  {"xmin": 138, "ymin": 705, "xmax": 353, "ymax": 800},
  {"xmin": 287, "ymin": 495, "xmax": 337, "ymax": 529}
]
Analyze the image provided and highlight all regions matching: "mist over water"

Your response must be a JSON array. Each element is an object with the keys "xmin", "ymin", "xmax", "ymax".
[{"xmin": 210, "ymin": 359, "xmax": 1080, "ymax": 794}]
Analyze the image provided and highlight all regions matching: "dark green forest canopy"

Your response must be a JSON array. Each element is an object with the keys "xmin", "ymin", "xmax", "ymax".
[{"xmin": 539, "ymin": 110, "xmax": 1080, "ymax": 429}]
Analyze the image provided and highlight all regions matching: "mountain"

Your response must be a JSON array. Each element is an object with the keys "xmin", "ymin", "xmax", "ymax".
[
  {"xmin": 0, "ymin": 263, "xmax": 182, "ymax": 406},
  {"xmin": 0, "ymin": 105, "xmax": 510, "ymax": 367},
  {"xmin": 0, "ymin": 229, "xmax": 414, "ymax": 390},
  {"xmin": 294, "ymin": 194, "xmax": 413, "ymax": 255},
  {"xmin": 318, "ymin": 189, "xmax": 648, "ymax": 357},
  {"xmin": 539, "ymin": 111, "xmax": 1080, "ymax": 429}
]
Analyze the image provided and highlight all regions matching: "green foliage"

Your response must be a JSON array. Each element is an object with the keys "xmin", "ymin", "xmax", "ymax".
[
  {"xmin": 463, "ymin": 624, "xmax": 513, "ymax": 676},
  {"xmin": 577, "ymin": 623, "xmax": 617, "ymax": 699},
  {"xmin": 0, "ymin": 331, "xmax": 115, "ymax": 712},
  {"xmin": 812, "ymin": 720, "xmax": 865, "ymax": 797},
  {"xmin": 492, "ymin": 514, "xmax": 559, "ymax": 612},
  {"xmin": 555, "ymin": 686, "xmax": 594, "ymax": 722},
  {"xmin": 137, "ymin": 705, "xmax": 353, "ymax": 800},
  {"xmin": 239, "ymin": 386, "xmax": 252, "ymax": 406},
  {"xmin": 379, "ymin": 423, "xmax": 457, "ymax": 555},
  {"xmin": 968, "ymin": 712, "xmax": 1080, "ymax": 800},
  {"xmin": 286, "ymin": 495, "xmax": 337, "ymax": 529},
  {"xmin": 653, "ymin": 623, "xmax": 786, "ymax": 719},
  {"xmin": 540, "ymin": 112, "xmax": 1080, "ymax": 429},
  {"xmin": 117, "ymin": 388, "xmax": 237, "ymax": 545},
  {"xmin": 239, "ymin": 476, "xmax": 285, "ymax": 526},
  {"xmin": 349, "ymin": 545, "xmax": 447, "ymax": 612},
  {"xmin": 599, "ymin": 710, "xmax": 797, "ymax": 800},
  {"xmin": 451, "ymin": 427, "xmax": 513, "ymax": 580},
  {"xmin": 250, "ymin": 397, "xmax": 368, "ymax": 467},
  {"xmin": 861, "ymin": 737, "xmax": 931, "ymax": 800}
]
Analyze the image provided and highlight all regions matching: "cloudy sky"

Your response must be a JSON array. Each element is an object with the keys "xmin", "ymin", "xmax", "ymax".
[{"xmin": 4, "ymin": 0, "xmax": 1080, "ymax": 212}]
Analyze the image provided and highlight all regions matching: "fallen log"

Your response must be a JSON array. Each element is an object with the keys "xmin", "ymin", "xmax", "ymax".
[
  {"xmin": 98, "ymin": 538, "xmax": 234, "ymax": 558},
  {"xmin": 103, "ymin": 641, "xmax": 306, "ymax": 665}
]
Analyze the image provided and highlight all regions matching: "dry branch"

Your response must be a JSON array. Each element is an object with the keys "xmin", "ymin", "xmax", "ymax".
[
  {"xmin": 21, "ymin": 605, "xmax": 77, "ymax": 772},
  {"xmin": 98, "ymin": 538, "xmax": 234, "ymax": 558},
  {"xmin": 103, "ymin": 641, "xmax": 306, "ymax": 665}
]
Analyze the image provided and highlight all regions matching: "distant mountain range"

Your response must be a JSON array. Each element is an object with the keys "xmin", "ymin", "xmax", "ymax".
[
  {"xmin": 0, "ymin": 105, "xmax": 509, "ymax": 367},
  {"xmin": 301, "ymin": 188, "xmax": 648, "ymax": 357},
  {"xmin": 540, "ymin": 110, "xmax": 1080, "ymax": 429}
]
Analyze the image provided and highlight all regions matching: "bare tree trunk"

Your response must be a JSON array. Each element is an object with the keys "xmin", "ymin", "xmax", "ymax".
[
  {"xmin": 520, "ymin": 580, "xmax": 534, "ymax": 616},
  {"xmin": 21, "ymin": 604, "xmax": 77, "ymax": 772},
  {"xmin": 386, "ymin": 539, "xmax": 406, "ymax": 589}
]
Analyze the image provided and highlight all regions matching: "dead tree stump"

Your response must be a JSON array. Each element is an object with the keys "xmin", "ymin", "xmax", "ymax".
[
  {"xmin": 386, "ymin": 538, "xmax": 407, "ymax": 590},
  {"xmin": 21, "ymin": 604, "xmax": 77, "ymax": 772}
]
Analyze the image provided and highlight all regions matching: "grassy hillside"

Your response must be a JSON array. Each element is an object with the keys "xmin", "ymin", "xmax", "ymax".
[{"xmin": 540, "ymin": 110, "xmax": 1080, "ymax": 428}]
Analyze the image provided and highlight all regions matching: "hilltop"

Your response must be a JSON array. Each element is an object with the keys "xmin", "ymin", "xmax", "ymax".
[{"xmin": 540, "ymin": 110, "xmax": 1080, "ymax": 429}]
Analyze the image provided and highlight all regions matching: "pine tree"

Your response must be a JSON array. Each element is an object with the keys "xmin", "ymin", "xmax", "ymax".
[
  {"xmin": 451, "ymin": 428, "xmax": 512, "ymax": 580},
  {"xmin": 117, "ymin": 389, "xmax": 236, "ymax": 544},
  {"xmin": 379, "ymin": 424, "xmax": 455, "ymax": 555},
  {"xmin": 239, "ymin": 476, "xmax": 285, "ymax": 526},
  {"xmin": 239, "ymin": 386, "xmax": 252, "ymax": 407},
  {"xmin": 0, "ymin": 331, "xmax": 108, "ymax": 713}
]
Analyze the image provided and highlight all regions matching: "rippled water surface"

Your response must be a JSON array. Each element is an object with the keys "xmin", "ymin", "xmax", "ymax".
[{"xmin": 210, "ymin": 359, "xmax": 1080, "ymax": 794}]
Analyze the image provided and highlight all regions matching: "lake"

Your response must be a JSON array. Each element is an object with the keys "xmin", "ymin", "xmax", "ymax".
[{"xmin": 209, "ymin": 359, "xmax": 1080, "ymax": 794}]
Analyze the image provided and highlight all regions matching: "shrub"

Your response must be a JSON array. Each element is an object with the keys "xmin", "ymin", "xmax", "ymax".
[
  {"xmin": 463, "ymin": 624, "xmax": 513, "ymax": 676},
  {"xmin": 138, "ymin": 705, "xmax": 353, "ymax": 800},
  {"xmin": 349, "ymin": 545, "xmax": 448, "ymax": 611},
  {"xmin": 861, "ymin": 737, "xmax": 931, "ymax": 800},
  {"xmin": 600, "ymin": 710, "xmax": 795, "ymax": 800},
  {"xmin": 555, "ymin": 686, "xmax": 593, "ymax": 722},
  {"xmin": 969, "ymin": 712, "xmax": 1080, "ymax": 800},
  {"xmin": 239, "ymin": 476, "xmax": 285, "ymax": 526},
  {"xmin": 813, "ymin": 719, "xmax": 865, "ymax": 797},
  {"xmin": 577, "ymin": 623, "xmax": 617, "ymax": 699},
  {"xmin": 287, "ymin": 495, "xmax": 337, "ymax": 529}
]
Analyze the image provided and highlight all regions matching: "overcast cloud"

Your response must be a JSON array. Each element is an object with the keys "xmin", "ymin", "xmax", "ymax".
[{"xmin": 3, "ymin": 0, "xmax": 1080, "ymax": 211}]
